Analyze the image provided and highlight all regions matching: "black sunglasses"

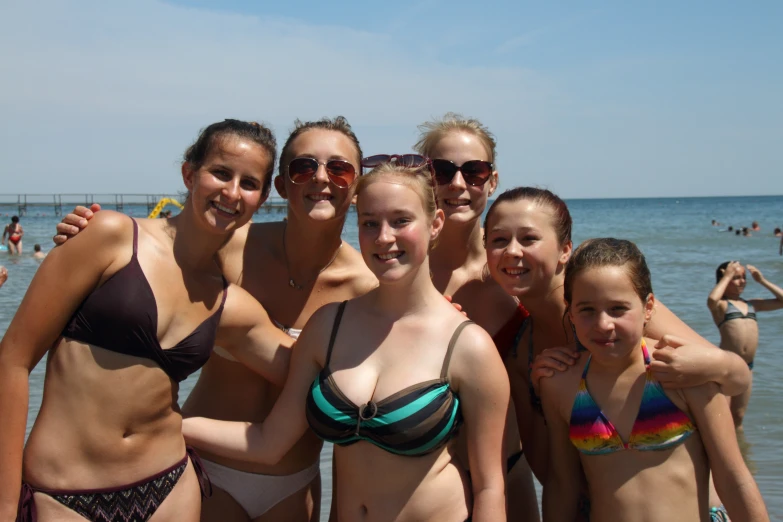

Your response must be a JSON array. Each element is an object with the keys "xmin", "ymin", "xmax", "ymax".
[{"xmin": 431, "ymin": 159, "xmax": 494, "ymax": 186}]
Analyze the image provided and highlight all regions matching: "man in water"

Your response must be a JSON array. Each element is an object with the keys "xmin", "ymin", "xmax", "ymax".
[{"xmin": 33, "ymin": 244, "xmax": 46, "ymax": 259}]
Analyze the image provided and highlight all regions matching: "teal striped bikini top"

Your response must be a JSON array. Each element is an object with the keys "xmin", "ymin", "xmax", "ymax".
[{"xmin": 305, "ymin": 301, "xmax": 470, "ymax": 457}]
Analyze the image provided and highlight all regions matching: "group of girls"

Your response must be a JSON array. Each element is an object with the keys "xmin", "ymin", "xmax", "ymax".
[{"xmin": 0, "ymin": 113, "xmax": 769, "ymax": 522}]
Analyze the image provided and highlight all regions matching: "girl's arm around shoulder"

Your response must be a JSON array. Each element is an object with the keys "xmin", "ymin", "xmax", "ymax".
[
  {"xmin": 216, "ymin": 285, "xmax": 294, "ymax": 387},
  {"xmin": 184, "ymin": 301, "xmax": 339, "ymax": 466},
  {"xmin": 0, "ymin": 210, "xmax": 131, "ymax": 520},
  {"xmin": 540, "ymin": 353, "xmax": 584, "ymax": 522},
  {"xmin": 448, "ymin": 323, "xmax": 508, "ymax": 522},
  {"xmin": 647, "ymin": 301, "xmax": 750, "ymax": 397},
  {"xmin": 682, "ymin": 382, "xmax": 769, "ymax": 522}
]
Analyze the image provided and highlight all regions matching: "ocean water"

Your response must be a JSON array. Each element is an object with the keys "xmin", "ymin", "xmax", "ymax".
[{"xmin": 1, "ymin": 195, "xmax": 782, "ymax": 521}]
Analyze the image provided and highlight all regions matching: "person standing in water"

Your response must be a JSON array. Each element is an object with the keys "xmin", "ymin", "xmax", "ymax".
[
  {"xmin": 707, "ymin": 261, "xmax": 783, "ymax": 428},
  {"xmin": 52, "ymin": 117, "xmax": 378, "ymax": 522},
  {"xmin": 2, "ymin": 119, "xmax": 296, "ymax": 522},
  {"xmin": 32, "ymin": 244, "xmax": 46, "ymax": 260},
  {"xmin": 542, "ymin": 238, "xmax": 768, "ymax": 522},
  {"xmin": 414, "ymin": 113, "xmax": 538, "ymax": 521},
  {"xmin": 3, "ymin": 216, "xmax": 24, "ymax": 255}
]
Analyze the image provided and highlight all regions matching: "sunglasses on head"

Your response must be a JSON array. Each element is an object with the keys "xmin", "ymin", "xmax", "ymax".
[
  {"xmin": 431, "ymin": 159, "xmax": 494, "ymax": 186},
  {"xmin": 287, "ymin": 157, "xmax": 358, "ymax": 188},
  {"xmin": 361, "ymin": 154, "xmax": 433, "ymax": 172},
  {"xmin": 361, "ymin": 154, "xmax": 439, "ymax": 206}
]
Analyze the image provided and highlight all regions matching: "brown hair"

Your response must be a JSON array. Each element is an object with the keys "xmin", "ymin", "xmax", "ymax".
[
  {"xmin": 483, "ymin": 187, "xmax": 572, "ymax": 247},
  {"xmin": 414, "ymin": 112, "xmax": 497, "ymax": 164},
  {"xmin": 183, "ymin": 119, "xmax": 277, "ymax": 197},
  {"xmin": 564, "ymin": 238, "xmax": 653, "ymax": 308},
  {"xmin": 278, "ymin": 116, "xmax": 363, "ymax": 179}
]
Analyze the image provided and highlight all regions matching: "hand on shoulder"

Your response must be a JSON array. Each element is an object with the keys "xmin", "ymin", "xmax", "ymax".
[{"xmin": 539, "ymin": 347, "xmax": 586, "ymax": 413}]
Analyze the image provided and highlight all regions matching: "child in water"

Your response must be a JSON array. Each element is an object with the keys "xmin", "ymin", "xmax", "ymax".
[
  {"xmin": 707, "ymin": 261, "xmax": 783, "ymax": 427},
  {"xmin": 541, "ymin": 238, "xmax": 768, "ymax": 522}
]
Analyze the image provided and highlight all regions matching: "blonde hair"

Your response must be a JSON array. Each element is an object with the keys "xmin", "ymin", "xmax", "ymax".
[
  {"xmin": 355, "ymin": 163, "xmax": 438, "ymax": 221},
  {"xmin": 414, "ymin": 112, "xmax": 497, "ymax": 163}
]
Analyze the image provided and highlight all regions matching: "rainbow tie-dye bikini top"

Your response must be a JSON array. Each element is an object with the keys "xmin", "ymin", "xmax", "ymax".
[{"xmin": 569, "ymin": 340, "xmax": 696, "ymax": 455}]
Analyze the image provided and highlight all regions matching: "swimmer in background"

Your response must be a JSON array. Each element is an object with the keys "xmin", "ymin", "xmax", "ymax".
[
  {"xmin": 711, "ymin": 219, "xmax": 721, "ymax": 227},
  {"xmin": 0, "ymin": 266, "xmax": 7, "ymax": 289},
  {"xmin": 751, "ymin": 221, "xmax": 760, "ymax": 231},
  {"xmin": 773, "ymin": 227, "xmax": 781, "ymax": 237},
  {"xmin": 742, "ymin": 227, "xmax": 751, "ymax": 237},
  {"xmin": 707, "ymin": 261, "xmax": 783, "ymax": 428},
  {"xmin": 2, "ymin": 216, "xmax": 24, "ymax": 255},
  {"xmin": 32, "ymin": 244, "xmax": 46, "ymax": 260}
]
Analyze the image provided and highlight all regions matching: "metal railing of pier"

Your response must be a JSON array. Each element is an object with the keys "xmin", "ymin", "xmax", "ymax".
[{"xmin": 0, "ymin": 194, "xmax": 290, "ymax": 216}]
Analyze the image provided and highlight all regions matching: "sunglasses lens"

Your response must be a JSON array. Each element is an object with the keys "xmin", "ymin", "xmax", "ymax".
[
  {"xmin": 288, "ymin": 158, "xmax": 318, "ymax": 183},
  {"xmin": 400, "ymin": 155, "xmax": 426, "ymax": 168},
  {"xmin": 325, "ymin": 160, "xmax": 357, "ymax": 187},
  {"xmin": 431, "ymin": 159, "xmax": 491, "ymax": 186},
  {"xmin": 432, "ymin": 159, "xmax": 458, "ymax": 185},
  {"xmin": 461, "ymin": 161, "xmax": 492, "ymax": 186},
  {"xmin": 361, "ymin": 155, "xmax": 390, "ymax": 169}
]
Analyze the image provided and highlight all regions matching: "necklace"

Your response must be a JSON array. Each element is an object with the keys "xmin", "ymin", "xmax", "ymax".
[{"xmin": 282, "ymin": 222, "xmax": 342, "ymax": 290}]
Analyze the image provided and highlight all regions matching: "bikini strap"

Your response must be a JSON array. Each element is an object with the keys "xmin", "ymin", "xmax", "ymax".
[
  {"xmin": 17, "ymin": 482, "xmax": 36, "ymax": 522},
  {"xmin": 186, "ymin": 446, "xmax": 213, "ymax": 498},
  {"xmin": 581, "ymin": 354, "xmax": 593, "ymax": 379},
  {"xmin": 325, "ymin": 301, "xmax": 347, "ymax": 366},
  {"xmin": 511, "ymin": 316, "xmax": 531, "ymax": 359},
  {"xmin": 441, "ymin": 320, "xmax": 475, "ymax": 379},
  {"xmin": 130, "ymin": 218, "xmax": 139, "ymax": 257},
  {"xmin": 218, "ymin": 277, "xmax": 229, "ymax": 312},
  {"xmin": 641, "ymin": 339, "xmax": 651, "ymax": 366}
]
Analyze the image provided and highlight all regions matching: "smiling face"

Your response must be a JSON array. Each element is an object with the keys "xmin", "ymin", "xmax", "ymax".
[
  {"xmin": 357, "ymin": 178, "xmax": 443, "ymax": 284},
  {"xmin": 276, "ymin": 129, "xmax": 360, "ymax": 224},
  {"xmin": 568, "ymin": 265, "xmax": 654, "ymax": 362},
  {"xmin": 485, "ymin": 199, "xmax": 572, "ymax": 298},
  {"xmin": 183, "ymin": 136, "xmax": 271, "ymax": 234},
  {"xmin": 429, "ymin": 131, "xmax": 497, "ymax": 225}
]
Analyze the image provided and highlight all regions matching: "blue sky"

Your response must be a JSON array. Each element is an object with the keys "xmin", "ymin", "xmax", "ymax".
[{"xmin": 1, "ymin": 0, "xmax": 781, "ymax": 198}]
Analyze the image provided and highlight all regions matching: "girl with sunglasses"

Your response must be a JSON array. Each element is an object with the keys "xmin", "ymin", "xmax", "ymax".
[
  {"xmin": 183, "ymin": 160, "xmax": 509, "ymax": 522},
  {"xmin": 483, "ymin": 187, "xmax": 753, "ymax": 516},
  {"xmin": 52, "ymin": 117, "xmax": 377, "ymax": 522},
  {"xmin": 542, "ymin": 238, "xmax": 767, "ymax": 522},
  {"xmin": 414, "ymin": 113, "xmax": 539, "ymax": 521},
  {"xmin": 2, "ymin": 120, "xmax": 296, "ymax": 522}
]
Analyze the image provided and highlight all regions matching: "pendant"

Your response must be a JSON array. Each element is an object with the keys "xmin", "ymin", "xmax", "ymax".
[{"xmin": 289, "ymin": 278, "xmax": 301, "ymax": 290}]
